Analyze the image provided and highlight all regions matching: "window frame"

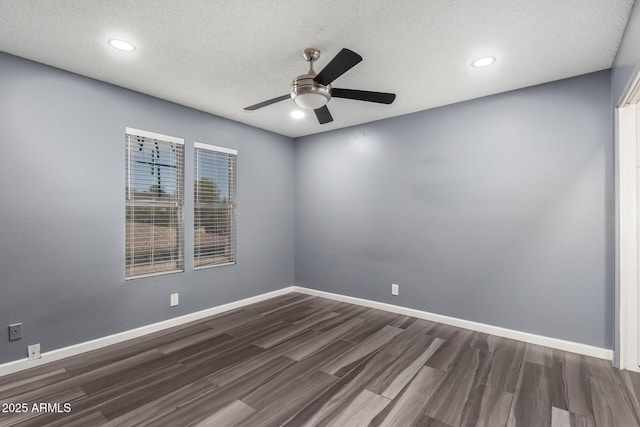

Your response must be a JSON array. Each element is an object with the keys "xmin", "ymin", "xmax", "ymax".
[
  {"xmin": 125, "ymin": 127, "xmax": 185, "ymax": 279},
  {"xmin": 193, "ymin": 141, "xmax": 238, "ymax": 270}
]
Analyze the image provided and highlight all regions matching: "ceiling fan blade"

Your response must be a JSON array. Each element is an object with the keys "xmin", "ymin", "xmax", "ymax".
[
  {"xmin": 314, "ymin": 48, "xmax": 363, "ymax": 86},
  {"xmin": 244, "ymin": 94, "xmax": 290, "ymax": 111},
  {"xmin": 314, "ymin": 105, "xmax": 333, "ymax": 124},
  {"xmin": 332, "ymin": 88, "xmax": 396, "ymax": 104}
]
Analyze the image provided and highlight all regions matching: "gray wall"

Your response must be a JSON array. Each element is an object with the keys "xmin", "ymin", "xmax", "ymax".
[
  {"xmin": 612, "ymin": 0, "xmax": 640, "ymax": 105},
  {"xmin": 295, "ymin": 70, "xmax": 614, "ymax": 348},
  {"xmin": 0, "ymin": 53, "xmax": 294, "ymax": 364}
]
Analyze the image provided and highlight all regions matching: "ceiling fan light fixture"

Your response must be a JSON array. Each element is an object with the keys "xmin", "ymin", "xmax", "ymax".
[
  {"xmin": 291, "ymin": 74, "xmax": 331, "ymax": 109},
  {"xmin": 292, "ymin": 92, "xmax": 329, "ymax": 109},
  {"xmin": 471, "ymin": 56, "xmax": 495, "ymax": 67}
]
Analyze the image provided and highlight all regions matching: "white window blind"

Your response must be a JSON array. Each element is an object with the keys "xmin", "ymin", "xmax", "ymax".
[
  {"xmin": 125, "ymin": 128, "xmax": 184, "ymax": 278},
  {"xmin": 194, "ymin": 142, "xmax": 237, "ymax": 268}
]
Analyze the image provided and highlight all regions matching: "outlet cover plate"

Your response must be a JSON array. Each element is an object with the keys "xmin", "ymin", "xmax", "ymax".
[
  {"xmin": 9, "ymin": 323, "xmax": 22, "ymax": 341},
  {"xmin": 392, "ymin": 284, "xmax": 399, "ymax": 296},
  {"xmin": 28, "ymin": 343, "xmax": 41, "ymax": 360},
  {"xmin": 170, "ymin": 293, "xmax": 179, "ymax": 307}
]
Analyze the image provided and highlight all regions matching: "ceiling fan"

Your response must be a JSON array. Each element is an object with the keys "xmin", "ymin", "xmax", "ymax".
[{"xmin": 244, "ymin": 48, "xmax": 396, "ymax": 124}]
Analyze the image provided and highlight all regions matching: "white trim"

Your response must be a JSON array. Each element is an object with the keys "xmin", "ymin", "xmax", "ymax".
[
  {"xmin": 621, "ymin": 62, "xmax": 640, "ymax": 107},
  {"xmin": 0, "ymin": 285, "xmax": 615, "ymax": 378},
  {"xmin": 194, "ymin": 142, "xmax": 238, "ymax": 155},
  {"xmin": 124, "ymin": 269, "xmax": 184, "ymax": 281},
  {"xmin": 627, "ymin": 78, "xmax": 640, "ymax": 106},
  {"xmin": 194, "ymin": 261, "xmax": 236, "ymax": 271},
  {"xmin": 126, "ymin": 127, "xmax": 184, "ymax": 145},
  {"xmin": 618, "ymin": 104, "xmax": 640, "ymax": 371},
  {"xmin": 0, "ymin": 287, "xmax": 295, "ymax": 378},
  {"xmin": 291, "ymin": 287, "xmax": 614, "ymax": 361}
]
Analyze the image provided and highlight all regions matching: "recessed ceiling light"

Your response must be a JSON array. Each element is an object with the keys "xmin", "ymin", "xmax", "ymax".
[
  {"xmin": 108, "ymin": 39, "xmax": 135, "ymax": 52},
  {"xmin": 471, "ymin": 57, "xmax": 495, "ymax": 68},
  {"xmin": 291, "ymin": 111, "xmax": 305, "ymax": 119}
]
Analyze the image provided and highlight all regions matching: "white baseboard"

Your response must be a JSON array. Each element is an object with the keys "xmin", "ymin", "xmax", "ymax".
[
  {"xmin": 0, "ymin": 287, "xmax": 295, "ymax": 378},
  {"xmin": 292, "ymin": 286, "xmax": 614, "ymax": 361},
  {"xmin": 0, "ymin": 284, "xmax": 614, "ymax": 378}
]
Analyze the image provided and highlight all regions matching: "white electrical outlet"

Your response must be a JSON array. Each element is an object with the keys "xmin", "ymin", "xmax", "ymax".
[
  {"xmin": 392, "ymin": 284, "xmax": 399, "ymax": 296},
  {"xmin": 170, "ymin": 293, "xmax": 179, "ymax": 307},
  {"xmin": 27, "ymin": 343, "xmax": 41, "ymax": 361}
]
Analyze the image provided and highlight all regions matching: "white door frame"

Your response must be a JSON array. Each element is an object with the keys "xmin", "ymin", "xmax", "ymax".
[
  {"xmin": 617, "ymin": 104, "xmax": 638, "ymax": 370},
  {"xmin": 617, "ymin": 70, "xmax": 640, "ymax": 371}
]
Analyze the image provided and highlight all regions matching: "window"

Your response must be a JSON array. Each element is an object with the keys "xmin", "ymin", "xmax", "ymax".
[
  {"xmin": 125, "ymin": 128, "xmax": 184, "ymax": 278},
  {"xmin": 194, "ymin": 142, "xmax": 237, "ymax": 268}
]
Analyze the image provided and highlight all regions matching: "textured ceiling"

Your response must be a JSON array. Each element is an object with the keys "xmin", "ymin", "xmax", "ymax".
[{"xmin": 0, "ymin": 0, "xmax": 634, "ymax": 138}]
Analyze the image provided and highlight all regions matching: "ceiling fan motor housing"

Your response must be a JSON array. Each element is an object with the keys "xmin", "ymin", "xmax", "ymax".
[{"xmin": 291, "ymin": 73, "xmax": 331, "ymax": 109}]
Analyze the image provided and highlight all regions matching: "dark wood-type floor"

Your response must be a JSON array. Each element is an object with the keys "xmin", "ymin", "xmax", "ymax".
[{"xmin": 2, "ymin": 293, "xmax": 640, "ymax": 426}]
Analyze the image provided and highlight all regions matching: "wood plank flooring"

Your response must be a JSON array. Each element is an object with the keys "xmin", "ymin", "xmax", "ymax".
[{"xmin": 0, "ymin": 292, "xmax": 639, "ymax": 426}]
